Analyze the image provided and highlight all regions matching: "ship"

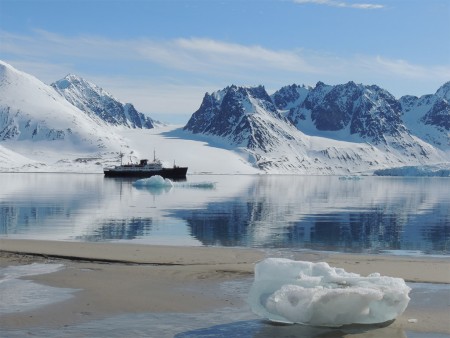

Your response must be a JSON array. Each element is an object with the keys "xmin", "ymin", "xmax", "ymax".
[{"xmin": 104, "ymin": 152, "xmax": 188, "ymax": 179}]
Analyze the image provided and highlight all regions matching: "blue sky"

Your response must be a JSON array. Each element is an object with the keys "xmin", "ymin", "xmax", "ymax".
[{"xmin": 1, "ymin": 0, "xmax": 449, "ymax": 123}]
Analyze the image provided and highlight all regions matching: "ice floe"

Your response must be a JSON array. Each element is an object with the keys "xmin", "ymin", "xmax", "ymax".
[
  {"xmin": 133, "ymin": 175, "xmax": 216, "ymax": 189},
  {"xmin": 133, "ymin": 175, "xmax": 174, "ymax": 188},
  {"xmin": 248, "ymin": 258, "xmax": 411, "ymax": 327},
  {"xmin": 338, "ymin": 175, "xmax": 363, "ymax": 180}
]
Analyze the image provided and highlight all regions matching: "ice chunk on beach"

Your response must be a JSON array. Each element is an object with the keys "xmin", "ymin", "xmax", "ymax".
[{"xmin": 248, "ymin": 258, "xmax": 411, "ymax": 327}]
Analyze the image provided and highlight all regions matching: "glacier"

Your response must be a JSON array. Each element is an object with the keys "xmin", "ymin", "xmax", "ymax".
[
  {"xmin": 374, "ymin": 164, "xmax": 450, "ymax": 177},
  {"xmin": 248, "ymin": 258, "xmax": 410, "ymax": 327}
]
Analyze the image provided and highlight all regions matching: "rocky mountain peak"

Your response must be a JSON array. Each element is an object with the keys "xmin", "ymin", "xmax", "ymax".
[
  {"xmin": 436, "ymin": 81, "xmax": 450, "ymax": 101},
  {"xmin": 184, "ymin": 84, "xmax": 298, "ymax": 153},
  {"xmin": 0, "ymin": 60, "xmax": 125, "ymax": 151},
  {"xmin": 309, "ymin": 81, "xmax": 363, "ymax": 132},
  {"xmin": 272, "ymin": 84, "xmax": 310, "ymax": 111},
  {"xmin": 51, "ymin": 75, "xmax": 155, "ymax": 129},
  {"xmin": 421, "ymin": 87, "xmax": 450, "ymax": 132},
  {"xmin": 273, "ymin": 80, "xmax": 407, "ymax": 143},
  {"xmin": 53, "ymin": 74, "xmax": 95, "ymax": 91}
]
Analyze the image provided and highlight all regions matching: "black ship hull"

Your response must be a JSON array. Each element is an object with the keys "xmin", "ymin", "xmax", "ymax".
[{"xmin": 104, "ymin": 167, "xmax": 188, "ymax": 179}]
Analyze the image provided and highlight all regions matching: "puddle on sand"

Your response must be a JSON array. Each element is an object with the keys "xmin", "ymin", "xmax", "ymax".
[{"xmin": 0, "ymin": 263, "xmax": 78, "ymax": 314}]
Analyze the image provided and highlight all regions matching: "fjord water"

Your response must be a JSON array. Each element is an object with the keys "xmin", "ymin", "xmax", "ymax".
[{"xmin": 0, "ymin": 173, "xmax": 449, "ymax": 255}]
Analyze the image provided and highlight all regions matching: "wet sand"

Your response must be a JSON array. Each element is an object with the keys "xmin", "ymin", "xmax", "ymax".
[{"xmin": 0, "ymin": 239, "xmax": 449, "ymax": 335}]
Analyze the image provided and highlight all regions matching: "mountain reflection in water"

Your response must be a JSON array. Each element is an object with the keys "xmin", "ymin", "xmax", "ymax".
[
  {"xmin": 170, "ymin": 175, "xmax": 450, "ymax": 254},
  {"xmin": 0, "ymin": 174, "xmax": 448, "ymax": 255}
]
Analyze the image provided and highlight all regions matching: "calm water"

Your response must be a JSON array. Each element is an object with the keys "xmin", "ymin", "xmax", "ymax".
[{"xmin": 1, "ymin": 173, "xmax": 449, "ymax": 255}]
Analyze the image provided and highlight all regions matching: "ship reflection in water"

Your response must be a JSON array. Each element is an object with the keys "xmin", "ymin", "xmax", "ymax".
[{"xmin": 0, "ymin": 174, "xmax": 449, "ymax": 255}]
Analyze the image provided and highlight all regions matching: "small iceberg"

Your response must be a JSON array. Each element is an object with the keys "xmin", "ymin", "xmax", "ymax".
[
  {"xmin": 133, "ymin": 176, "xmax": 216, "ymax": 190},
  {"xmin": 248, "ymin": 258, "xmax": 410, "ymax": 327},
  {"xmin": 133, "ymin": 175, "xmax": 174, "ymax": 188}
]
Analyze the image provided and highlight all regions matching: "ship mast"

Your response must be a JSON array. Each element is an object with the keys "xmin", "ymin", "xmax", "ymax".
[
  {"xmin": 119, "ymin": 151, "xmax": 124, "ymax": 165},
  {"xmin": 130, "ymin": 150, "xmax": 134, "ymax": 164}
]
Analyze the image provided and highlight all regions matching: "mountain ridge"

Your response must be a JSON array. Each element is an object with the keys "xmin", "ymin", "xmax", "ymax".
[
  {"xmin": 0, "ymin": 60, "xmax": 448, "ymax": 174},
  {"xmin": 0, "ymin": 60, "xmax": 129, "ymax": 170},
  {"xmin": 51, "ymin": 74, "xmax": 156, "ymax": 129},
  {"xmin": 184, "ymin": 81, "xmax": 449, "ymax": 173}
]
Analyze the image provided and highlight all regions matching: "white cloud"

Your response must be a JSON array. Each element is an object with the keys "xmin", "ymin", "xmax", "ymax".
[
  {"xmin": 135, "ymin": 38, "xmax": 319, "ymax": 75},
  {"xmin": 293, "ymin": 0, "xmax": 384, "ymax": 9},
  {"xmin": 7, "ymin": 29, "xmax": 447, "ymax": 83},
  {"xmin": 354, "ymin": 55, "xmax": 450, "ymax": 80},
  {"xmin": 0, "ymin": 29, "xmax": 319, "ymax": 76},
  {"xmin": 1, "ymin": 29, "xmax": 449, "ymax": 119}
]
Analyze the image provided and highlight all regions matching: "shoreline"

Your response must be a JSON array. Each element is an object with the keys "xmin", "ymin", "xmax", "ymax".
[
  {"xmin": 1, "ymin": 239, "xmax": 449, "ymax": 335},
  {"xmin": 2, "ymin": 239, "xmax": 448, "ymax": 283}
]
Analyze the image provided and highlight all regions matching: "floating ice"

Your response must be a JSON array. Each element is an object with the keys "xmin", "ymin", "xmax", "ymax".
[
  {"xmin": 133, "ymin": 176, "xmax": 216, "ymax": 189},
  {"xmin": 248, "ymin": 258, "xmax": 411, "ymax": 327},
  {"xmin": 133, "ymin": 175, "xmax": 174, "ymax": 188},
  {"xmin": 175, "ymin": 181, "xmax": 216, "ymax": 189},
  {"xmin": 338, "ymin": 175, "xmax": 363, "ymax": 180}
]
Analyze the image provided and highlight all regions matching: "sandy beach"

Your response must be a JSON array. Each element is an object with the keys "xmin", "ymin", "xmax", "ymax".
[{"xmin": 1, "ymin": 239, "xmax": 449, "ymax": 336}]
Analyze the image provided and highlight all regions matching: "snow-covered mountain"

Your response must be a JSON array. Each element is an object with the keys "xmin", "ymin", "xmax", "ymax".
[
  {"xmin": 184, "ymin": 85, "xmax": 303, "ymax": 150},
  {"xmin": 272, "ymin": 81, "xmax": 449, "ymax": 155},
  {"xmin": 0, "ymin": 143, "xmax": 38, "ymax": 170},
  {"xmin": 0, "ymin": 60, "xmax": 129, "ymax": 170},
  {"xmin": 0, "ymin": 61, "xmax": 258, "ymax": 173},
  {"xmin": 184, "ymin": 82, "xmax": 449, "ymax": 174},
  {"xmin": 273, "ymin": 81, "xmax": 407, "ymax": 143},
  {"xmin": 184, "ymin": 85, "xmax": 315, "ymax": 171},
  {"xmin": 0, "ymin": 60, "xmax": 448, "ymax": 175},
  {"xmin": 400, "ymin": 81, "xmax": 450, "ymax": 151},
  {"xmin": 51, "ymin": 74, "xmax": 156, "ymax": 129}
]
